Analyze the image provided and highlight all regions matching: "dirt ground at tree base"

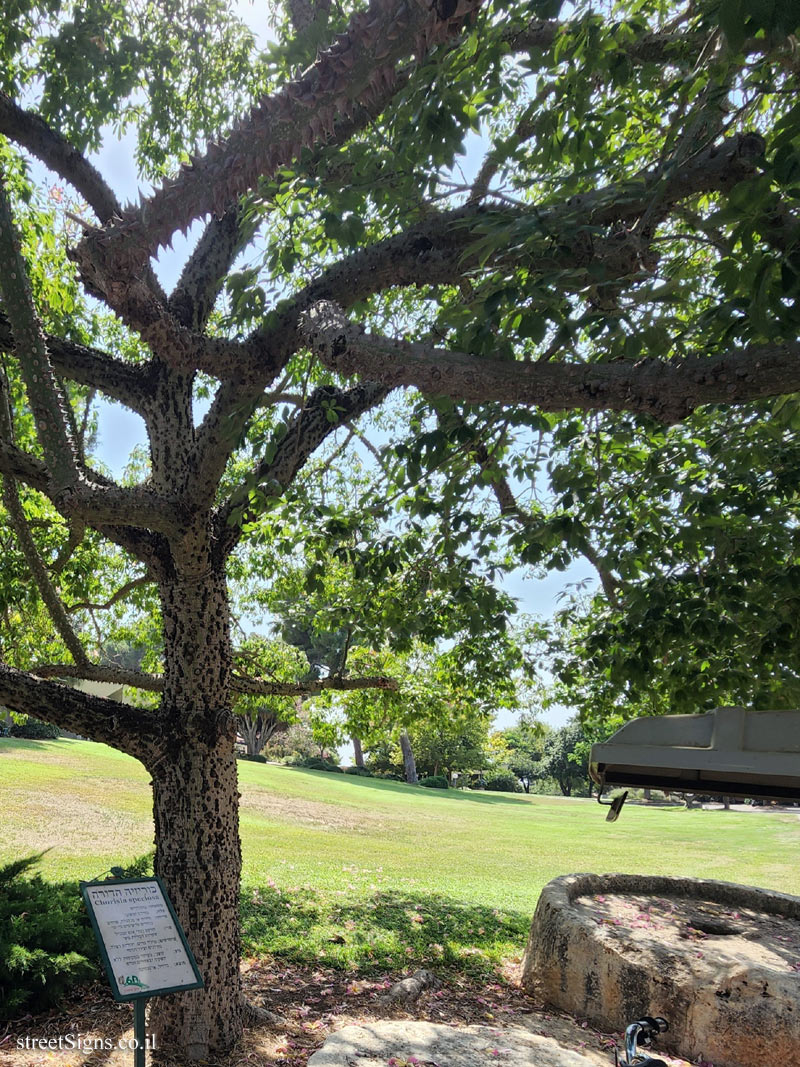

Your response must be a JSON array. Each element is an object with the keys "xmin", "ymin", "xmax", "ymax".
[{"xmin": 0, "ymin": 960, "xmax": 704, "ymax": 1067}]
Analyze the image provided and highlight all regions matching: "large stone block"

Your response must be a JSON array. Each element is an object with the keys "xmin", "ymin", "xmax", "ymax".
[
  {"xmin": 306, "ymin": 1020, "xmax": 599, "ymax": 1066},
  {"xmin": 522, "ymin": 872, "xmax": 800, "ymax": 1067}
]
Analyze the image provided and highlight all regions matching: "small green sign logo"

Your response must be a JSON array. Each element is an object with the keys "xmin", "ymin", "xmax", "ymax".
[{"xmin": 119, "ymin": 975, "xmax": 148, "ymax": 989}]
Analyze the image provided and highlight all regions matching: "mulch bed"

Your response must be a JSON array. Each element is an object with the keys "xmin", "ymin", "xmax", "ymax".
[{"xmin": 0, "ymin": 959, "xmax": 696, "ymax": 1067}]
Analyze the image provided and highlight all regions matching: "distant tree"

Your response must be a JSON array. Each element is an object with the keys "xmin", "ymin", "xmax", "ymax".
[
  {"xmin": 538, "ymin": 722, "xmax": 591, "ymax": 797},
  {"xmin": 233, "ymin": 637, "xmax": 307, "ymax": 757},
  {"xmin": 506, "ymin": 754, "xmax": 540, "ymax": 794},
  {"xmin": 237, "ymin": 706, "xmax": 289, "ymax": 758},
  {"xmin": 408, "ymin": 707, "xmax": 489, "ymax": 780},
  {"xmin": 333, "ymin": 641, "xmax": 519, "ymax": 782},
  {"xmin": 307, "ymin": 710, "xmax": 342, "ymax": 760},
  {"xmin": 265, "ymin": 721, "xmax": 318, "ymax": 763},
  {"xmin": 498, "ymin": 710, "xmax": 547, "ymax": 793}
]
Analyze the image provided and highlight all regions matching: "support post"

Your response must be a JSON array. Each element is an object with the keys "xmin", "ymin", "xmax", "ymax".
[{"xmin": 134, "ymin": 997, "xmax": 147, "ymax": 1067}]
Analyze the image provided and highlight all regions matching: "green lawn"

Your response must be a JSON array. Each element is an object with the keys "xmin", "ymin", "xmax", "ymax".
[{"xmin": 3, "ymin": 737, "xmax": 799, "ymax": 976}]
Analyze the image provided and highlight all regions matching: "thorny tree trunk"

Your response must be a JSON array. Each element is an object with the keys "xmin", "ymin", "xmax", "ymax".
[
  {"xmin": 399, "ymin": 730, "xmax": 418, "ymax": 784},
  {"xmin": 147, "ymin": 571, "xmax": 243, "ymax": 1058},
  {"xmin": 352, "ymin": 735, "xmax": 365, "ymax": 769}
]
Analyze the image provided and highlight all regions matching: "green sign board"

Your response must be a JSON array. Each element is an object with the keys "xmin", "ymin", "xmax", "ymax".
[{"xmin": 80, "ymin": 876, "xmax": 204, "ymax": 1001}]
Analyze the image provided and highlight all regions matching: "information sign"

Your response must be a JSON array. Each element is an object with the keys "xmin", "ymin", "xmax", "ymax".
[{"xmin": 80, "ymin": 876, "xmax": 204, "ymax": 1001}]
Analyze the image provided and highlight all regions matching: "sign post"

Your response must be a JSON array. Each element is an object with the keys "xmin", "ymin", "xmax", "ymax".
[{"xmin": 81, "ymin": 876, "xmax": 204, "ymax": 1065}]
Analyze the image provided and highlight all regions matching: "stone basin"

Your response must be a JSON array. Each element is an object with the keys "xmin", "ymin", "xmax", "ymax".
[{"xmin": 522, "ymin": 873, "xmax": 800, "ymax": 1067}]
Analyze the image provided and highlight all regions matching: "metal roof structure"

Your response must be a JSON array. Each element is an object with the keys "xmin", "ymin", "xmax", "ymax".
[{"xmin": 590, "ymin": 706, "xmax": 800, "ymax": 803}]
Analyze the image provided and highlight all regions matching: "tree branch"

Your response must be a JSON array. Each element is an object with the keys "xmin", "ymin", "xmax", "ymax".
[
  {"xmin": 0, "ymin": 663, "xmax": 160, "ymax": 757},
  {"xmin": 71, "ymin": 483, "xmax": 191, "ymax": 532},
  {"xmin": 462, "ymin": 416, "xmax": 622, "ymax": 603},
  {"xmin": 75, "ymin": 0, "xmax": 482, "ymax": 277},
  {"xmin": 300, "ymin": 301, "xmax": 800, "ymax": 423},
  {"xmin": 0, "ymin": 91, "xmax": 120, "ymax": 222},
  {"xmin": 0, "ymin": 442, "xmax": 189, "ymax": 535},
  {"xmin": 168, "ymin": 203, "xmax": 254, "ymax": 331},
  {"xmin": 580, "ymin": 540, "xmax": 621, "ymax": 607},
  {"xmin": 31, "ymin": 662, "xmax": 164, "ymax": 692},
  {"xmin": 0, "ymin": 103, "xmax": 174, "ymax": 376},
  {"xmin": 160, "ymin": 126, "xmax": 765, "ymax": 390},
  {"xmin": 244, "ymin": 132, "xmax": 765, "ymax": 381},
  {"xmin": 0, "ymin": 374, "xmax": 89, "ymax": 665},
  {"xmin": 70, "ymin": 0, "xmax": 483, "ymax": 360},
  {"xmin": 500, "ymin": 17, "xmax": 777, "ymax": 67},
  {"xmin": 27, "ymin": 664, "xmax": 398, "ymax": 700},
  {"xmin": 0, "ymin": 313, "xmax": 151, "ymax": 410},
  {"xmin": 188, "ymin": 379, "xmax": 280, "ymax": 512},
  {"xmin": 50, "ymin": 521, "xmax": 86, "ymax": 575},
  {"xmin": 68, "ymin": 575, "xmax": 151, "ymax": 614},
  {"xmin": 232, "ymin": 674, "xmax": 397, "ymax": 696},
  {"xmin": 215, "ymin": 380, "xmax": 389, "ymax": 553},
  {"xmin": 0, "ymin": 438, "xmax": 52, "ymax": 493},
  {"xmin": 0, "ymin": 167, "xmax": 78, "ymax": 488}
]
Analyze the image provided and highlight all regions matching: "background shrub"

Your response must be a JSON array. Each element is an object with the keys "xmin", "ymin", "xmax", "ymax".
[
  {"xmin": 9, "ymin": 717, "xmax": 60, "ymax": 740},
  {"xmin": 0, "ymin": 851, "xmax": 157, "ymax": 1021},
  {"xmin": 114, "ymin": 853, "xmax": 155, "ymax": 877},
  {"xmin": 0, "ymin": 855, "xmax": 97, "ymax": 1021},
  {"xmin": 344, "ymin": 766, "xmax": 373, "ymax": 777},
  {"xmin": 237, "ymin": 752, "xmax": 267, "ymax": 763},
  {"xmin": 418, "ymin": 775, "xmax": 448, "ymax": 789},
  {"xmin": 288, "ymin": 755, "xmax": 343, "ymax": 772},
  {"xmin": 482, "ymin": 770, "xmax": 523, "ymax": 793}
]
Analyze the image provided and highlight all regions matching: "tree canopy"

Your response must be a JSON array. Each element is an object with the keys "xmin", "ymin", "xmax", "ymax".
[{"xmin": 0, "ymin": 0, "xmax": 799, "ymax": 1056}]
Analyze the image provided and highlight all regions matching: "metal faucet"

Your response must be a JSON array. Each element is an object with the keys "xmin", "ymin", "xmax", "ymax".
[{"xmin": 616, "ymin": 1015, "xmax": 669, "ymax": 1067}]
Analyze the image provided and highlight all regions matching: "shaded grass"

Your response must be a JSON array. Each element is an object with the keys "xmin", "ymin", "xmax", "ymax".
[
  {"xmin": 240, "ymin": 885, "xmax": 528, "ymax": 979},
  {"xmin": 3, "ymin": 737, "xmax": 800, "ymax": 979}
]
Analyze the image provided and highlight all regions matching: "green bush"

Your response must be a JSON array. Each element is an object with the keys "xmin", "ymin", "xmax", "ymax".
[
  {"xmin": 0, "ymin": 855, "xmax": 98, "ymax": 1021},
  {"xmin": 114, "ymin": 853, "xmax": 155, "ymax": 877},
  {"xmin": 9, "ymin": 717, "xmax": 59, "ymax": 739},
  {"xmin": 482, "ymin": 770, "xmax": 523, "ymax": 793},
  {"xmin": 344, "ymin": 766, "xmax": 373, "ymax": 777},
  {"xmin": 418, "ymin": 775, "xmax": 448, "ymax": 789},
  {"xmin": 288, "ymin": 755, "xmax": 343, "ymax": 772},
  {"xmin": 237, "ymin": 752, "xmax": 267, "ymax": 763}
]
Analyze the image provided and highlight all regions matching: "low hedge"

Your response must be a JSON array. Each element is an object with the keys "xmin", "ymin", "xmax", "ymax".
[
  {"xmin": 9, "ymin": 718, "xmax": 59, "ymax": 740},
  {"xmin": 288, "ymin": 755, "xmax": 343, "ymax": 773},
  {"xmin": 482, "ymin": 770, "xmax": 523, "ymax": 793}
]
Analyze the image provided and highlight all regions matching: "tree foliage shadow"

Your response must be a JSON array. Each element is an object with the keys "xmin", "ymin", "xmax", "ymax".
[
  {"xmin": 279, "ymin": 767, "xmax": 532, "ymax": 806},
  {"xmin": 240, "ymin": 884, "xmax": 530, "ymax": 980},
  {"xmin": 0, "ymin": 738, "xmax": 66, "ymax": 751}
]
